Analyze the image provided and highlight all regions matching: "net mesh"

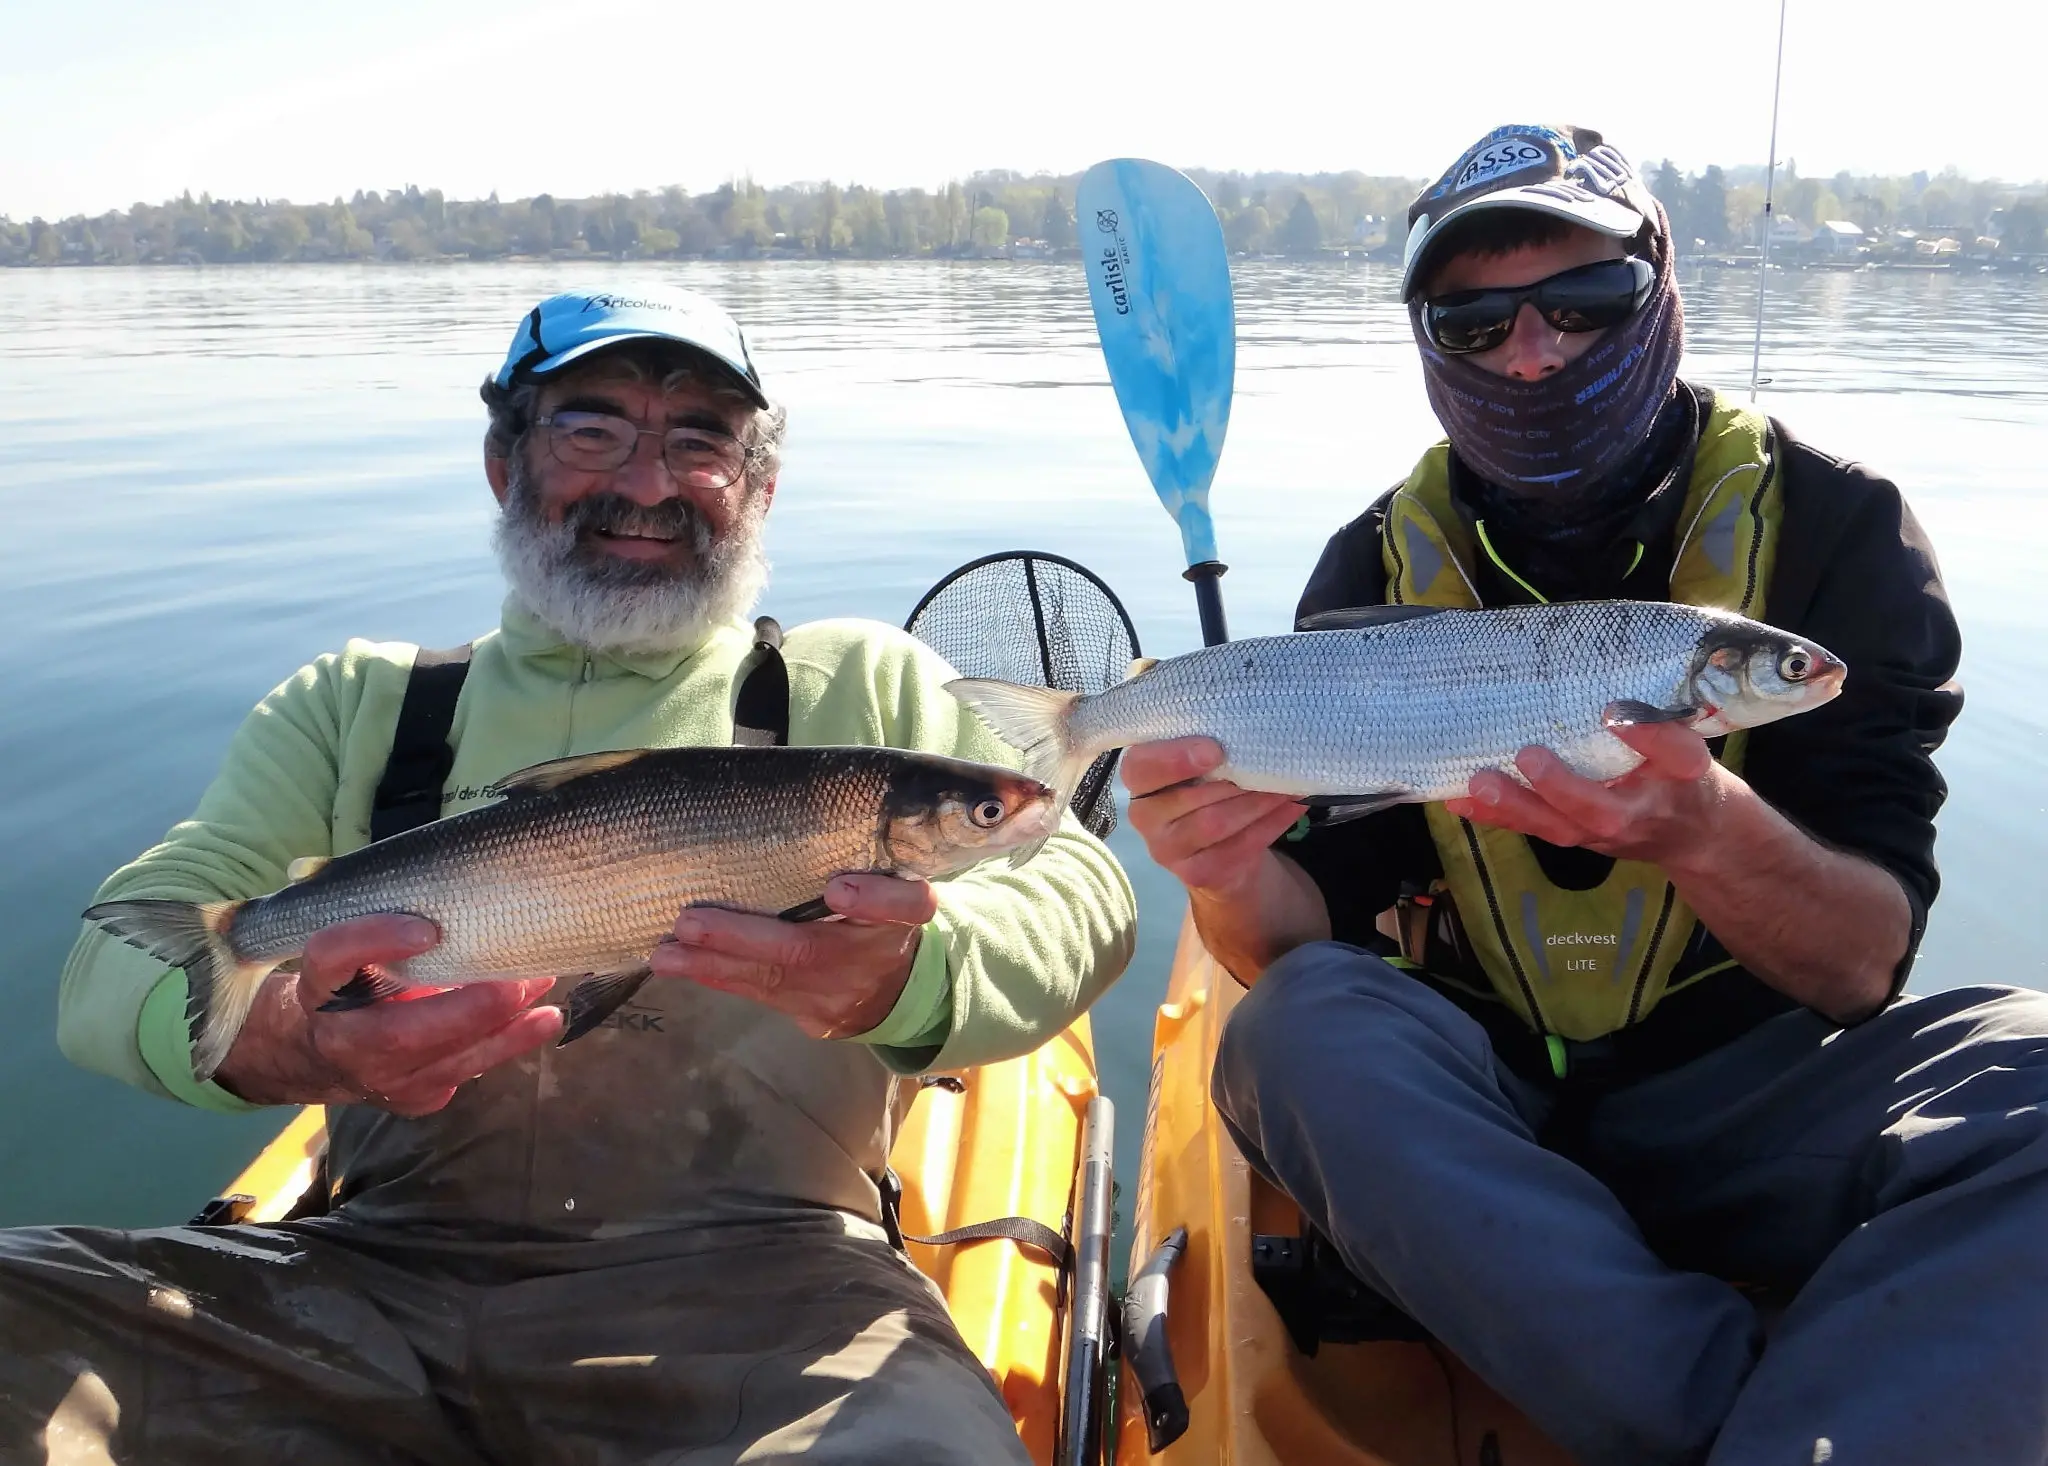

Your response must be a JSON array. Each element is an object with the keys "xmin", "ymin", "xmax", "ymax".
[{"xmin": 905, "ymin": 552, "xmax": 1141, "ymax": 839}]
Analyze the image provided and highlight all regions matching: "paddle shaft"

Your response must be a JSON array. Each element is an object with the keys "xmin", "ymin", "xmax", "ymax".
[{"xmin": 1184, "ymin": 561, "xmax": 1229, "ymax": 646}]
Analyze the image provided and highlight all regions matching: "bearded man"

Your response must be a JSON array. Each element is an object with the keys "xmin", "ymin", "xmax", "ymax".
[{"xmin": 3, "ymin": 287, "xmax": 1136, "ymax": 1465}]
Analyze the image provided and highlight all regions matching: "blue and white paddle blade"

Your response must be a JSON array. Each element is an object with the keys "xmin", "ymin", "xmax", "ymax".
[{"xmin": 1076, "ymin": 159, "xmax": 1235, "ymax": 570}]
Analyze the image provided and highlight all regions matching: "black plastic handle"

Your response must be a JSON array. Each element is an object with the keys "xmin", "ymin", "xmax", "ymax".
[
  {"xmin": 1183, "ymin": 561, "xmax": 1230, "ymax": 647},
  {"xmin": 1122, "ymin": 1225, "xmax": 1191, "ymax": 1451}
]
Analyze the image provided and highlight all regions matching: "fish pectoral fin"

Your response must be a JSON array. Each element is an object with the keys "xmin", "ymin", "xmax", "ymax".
[
  {"xmin": 1603, "ymin": 699, "xmax": 1702, "ymax": 728},
  {"xmin": 1305, "ymin": 791, "xmax": 1415, "ymax": 825},
  {"xmin": 776, "ymin": 897, "xmax": 834, "ymax": 922},
  {"xmin": 316, "ymin": 967, "xmax": 411, "ymax": 1013},
  {"xmin": 1123, "ymin": 656, "xmax": 1161, "ymax": 680},
  {"xmin": 1295, "ymin": 604, "xmax": 1448, "ymax": 632},
  {"xmin": 494, "ymin": 749, "xmax": 652, "ymax": 798},
  {"xmin": 559, "ymin": 967, "xmax": 654, "ymax": 1046},
  {"xmin": 285, "ymin": 856, "xmax": 330, "ymax": 883}
]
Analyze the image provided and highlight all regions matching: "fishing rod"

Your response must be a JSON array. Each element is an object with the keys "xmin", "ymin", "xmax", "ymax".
[{"xmin": 1749, "ymin": 0, "xmax": 1789, "ymax": 403}]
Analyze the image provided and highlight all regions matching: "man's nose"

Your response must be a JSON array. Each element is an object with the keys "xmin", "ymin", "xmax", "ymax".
[
  {"xmin": 611, "ymin": 435, "xmax": 681, "ymax": 506},
  {"xmin": 1497, "ymin": 303, "xmax": 1567, "ymax": 381}
]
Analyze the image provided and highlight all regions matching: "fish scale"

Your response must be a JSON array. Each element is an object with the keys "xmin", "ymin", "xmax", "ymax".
[{"xmin": 948, "ymin": 600, "xmax": 1845, "ymax": 816}]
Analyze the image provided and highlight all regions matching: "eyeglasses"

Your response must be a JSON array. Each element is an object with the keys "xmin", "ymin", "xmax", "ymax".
[
  {"xmin": 1420, "ymin": 256, "xmax": 1655, "ymax": 356},
  {"xmin": 534, "ymin": 411, "xmax": 755, "ymax": 489}
]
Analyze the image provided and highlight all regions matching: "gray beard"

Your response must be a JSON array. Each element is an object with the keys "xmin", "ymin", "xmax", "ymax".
[{"xmin": 492, "ymin": 454, "xmax": 770, "ymax": 657}]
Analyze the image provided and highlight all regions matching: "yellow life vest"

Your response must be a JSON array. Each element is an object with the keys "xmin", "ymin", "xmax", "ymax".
[{"xmin": 1379, "ymin": 399, "xmax": 1780, "ymax": 1044}]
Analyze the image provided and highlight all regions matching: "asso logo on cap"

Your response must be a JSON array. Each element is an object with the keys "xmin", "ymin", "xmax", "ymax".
[{"xmin": 1429, "ymin": 125, "xmax": 1575, "ymax": 201}]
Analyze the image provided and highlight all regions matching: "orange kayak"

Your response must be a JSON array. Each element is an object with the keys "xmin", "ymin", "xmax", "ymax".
[{"xmin": 1116, "ymin": 920, "xmax": 1579, "ymax": 1466}]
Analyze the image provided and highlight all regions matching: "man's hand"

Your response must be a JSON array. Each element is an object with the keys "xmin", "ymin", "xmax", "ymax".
[
  {"xmin": 1122, "ymin": 737, "xmax": 1328, "ymax": 987},
  {"xmin": 1442, "ymin": 717, "xmax": 1730, "ymax": 872},
  {"xmin": 649, "ymin": 874, "xmax": 934, "ymax": 1039},
  {"xmin": 1443, "ymin": 714, "xmax": 1906, "ymax": 1022},
  {"xmin": 1123, "ymin": 738, "xmax": 1306, "ymax": 897},
  {"xmin": 212, "ymin": 914, "xmax": 564, "ymax": 1115}
]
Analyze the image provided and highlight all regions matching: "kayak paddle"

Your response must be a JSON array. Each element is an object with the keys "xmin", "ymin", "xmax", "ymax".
[{"xmin": 1075, "ymin": 159, "xmax": 1236, "ymax": 648}]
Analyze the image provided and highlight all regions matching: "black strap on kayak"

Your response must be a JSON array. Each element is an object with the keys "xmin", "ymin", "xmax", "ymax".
[
  {"xmin": 732, "ymin": 616, "xmax": 788, "ymax": 748},
  {"xmin": 369, "ymin": 644, "xmax": 473, "ymax": 841},
  {"xmin": 877, "ymin": 1166, "xmax": 1073, "ymax": 1272}
]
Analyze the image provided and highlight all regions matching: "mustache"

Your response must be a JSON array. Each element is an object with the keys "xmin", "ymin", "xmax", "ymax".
[{"xmin": 558, "ymin": 492, "xmax": 715, "ymax": 549}]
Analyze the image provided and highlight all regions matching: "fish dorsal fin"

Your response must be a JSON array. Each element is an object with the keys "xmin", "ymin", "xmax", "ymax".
[
  {"xmin": 494, "ymin": 749, "xmax": 652, "ymax": 798},
  {"xmin": 1296, "ymin": 604, "xmax": 1450, "ymax": 632},
  {"xmin": 1124, "ymin": 656, "xmax": 1161, "ymax": 680},
  {"xmin": 285, "ymin": 856, "xmax": 330, "ymax": 883}
]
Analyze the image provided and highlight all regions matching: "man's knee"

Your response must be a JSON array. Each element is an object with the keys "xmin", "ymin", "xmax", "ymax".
[{"xmin": 1211, "ymin": 945, "xmax": 1499, "ymax": 1152}]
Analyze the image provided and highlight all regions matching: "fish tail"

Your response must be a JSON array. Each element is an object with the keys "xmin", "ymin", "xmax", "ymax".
[
  {"xmin": 83, "ymin": 897, "xmax": 273, "ymax": 1083},
  {"xmin": 945, "ymin": 677, "xmax": 1094, "ymax": 812}
]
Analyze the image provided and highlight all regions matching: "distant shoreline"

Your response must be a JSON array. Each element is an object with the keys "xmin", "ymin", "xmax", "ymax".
[{"xmin": 9, "ymin": 250, "xmax": 2045, "ymax": 277}]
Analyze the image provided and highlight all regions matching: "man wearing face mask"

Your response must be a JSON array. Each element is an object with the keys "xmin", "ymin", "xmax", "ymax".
[
  {"xmin": 3, "ymin": 287, "xmax": 1136, "ymax": 1464},
  {"xmin": 1124, "ymin": 127, "xmax": 2048, "ymax": 1463}
]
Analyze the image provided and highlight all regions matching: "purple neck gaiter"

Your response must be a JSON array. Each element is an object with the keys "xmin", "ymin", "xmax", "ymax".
[{"xmin": 1411, "ymin": 204, "xmax": 1685, "ymax": 526}]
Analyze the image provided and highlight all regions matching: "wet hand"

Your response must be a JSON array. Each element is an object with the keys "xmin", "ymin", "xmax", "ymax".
[
  {"xmin": 212, "ymin": 914, "xmax": 563, "ymax": 1116},
  {"xmin": 1442, "ymin": 716, "xmax": 1732, "ymax": 867},
  {"xmin": 650, "ymin": 874, "xmax": 935, "ymax": 1040},
  {"xmin": 1123, "ymin": 737, "xmax": 1306, "ymax": 898}
]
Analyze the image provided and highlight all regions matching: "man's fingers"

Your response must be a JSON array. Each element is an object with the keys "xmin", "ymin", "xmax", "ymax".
[
  {"xmin": 1120, "ymin": 737, "xmax": 1225, "ymax": 798},
  {"xmin": 1455, "ymin": 767, "xmax": 1595, "ymax": 848},
  {"xmin": 1156, "ymin": 790, "xmax": 1303, "ymax": 868},
  {"xmin": 1128, "ymin": 774, "xmax": 1264, "ymax": 835},
  {"xmin": 823, "ymin": 874, "xmax": 938, "ymax": 926},
  {"xmin": 298, "ymin": 914, "xmax": 441, "ymax": 999},
  {"xmin": 1512, "ymin": 747, "xmax": 1643, "ymax": 842},
  {"xmin": 1177, "ymin": 799, "xmax": 1313, "ymax": 891},
  {"xmin": 668, "ymin": 906, "xmax": 819, "ymax": 969},
  {"xmin": 311, "ymin": 978, "xmax": 555, "ymax": 1071},
  {"xmin": 1602, "ymin": 717, "xmax": 1715, "ymax": 781},
  {"xmin": 386, "ymin": 1005, "xmax": 564, "ymax": 1102}
]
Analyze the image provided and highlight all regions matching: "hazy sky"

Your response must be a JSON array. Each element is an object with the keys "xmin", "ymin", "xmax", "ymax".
[{"xmin": 2, "ymin": 0, "xmax": 2032, "ymax": 220}]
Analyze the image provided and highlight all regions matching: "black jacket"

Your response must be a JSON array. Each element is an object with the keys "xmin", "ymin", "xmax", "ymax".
[{"xmin": 1282, "ymin": 391, "xmax": 1965, "ymax": 1076}]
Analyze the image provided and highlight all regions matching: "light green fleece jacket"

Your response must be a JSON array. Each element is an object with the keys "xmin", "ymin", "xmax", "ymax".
[{"xmin": 59, "ymin": 602, "xmax": 1136, "ymax": 1117}]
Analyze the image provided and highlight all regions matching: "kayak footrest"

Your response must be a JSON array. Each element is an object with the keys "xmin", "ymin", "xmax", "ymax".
[{"xmin": 1250, "ymin": 1229, "xmax": 1431, "ymax": 1356}]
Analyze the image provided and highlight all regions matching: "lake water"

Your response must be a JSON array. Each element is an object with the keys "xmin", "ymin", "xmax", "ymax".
[{"xmin": 2, "ymin": 259, "xmax": 2044, "ymax": 1230}]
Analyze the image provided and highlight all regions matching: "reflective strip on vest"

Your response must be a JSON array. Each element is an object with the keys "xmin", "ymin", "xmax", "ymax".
[{"xmin": 1381, "ymin": 400, "xmax": 1780, "ymax": 1041}]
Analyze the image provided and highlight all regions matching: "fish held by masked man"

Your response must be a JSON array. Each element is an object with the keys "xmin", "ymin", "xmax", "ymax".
[
  {"xmin": 83, "ymin": 745, "xmax": 1059, "ymax": 1083},
  {"xmin": 945, "ymin": 600, "xmax": 1845, "ymax": 822}
]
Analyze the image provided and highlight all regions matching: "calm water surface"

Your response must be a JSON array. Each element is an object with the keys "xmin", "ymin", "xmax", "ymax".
[{"xmin": 2, "ymin": 261, "xmax": 2044, "ymax": 1227}]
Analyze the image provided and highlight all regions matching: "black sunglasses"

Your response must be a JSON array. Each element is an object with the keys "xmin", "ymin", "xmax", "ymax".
[{"xmin": 1421, "ymin": 255, "xmax": 1656, "ymax": 356}]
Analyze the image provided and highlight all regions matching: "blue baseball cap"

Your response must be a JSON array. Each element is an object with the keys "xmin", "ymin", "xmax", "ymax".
[{"xmin": 493, "ymin": 286, "xmax": 769, "ymax": 406}]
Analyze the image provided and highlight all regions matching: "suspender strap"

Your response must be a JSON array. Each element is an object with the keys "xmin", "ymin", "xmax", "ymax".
[
  {"xmin": 732, "ymin": 616, "xmax": 789, "ymax": 748},
  {"xmin": 368, "ymin": 644, "xmax": 473, "ymax": 842},
  {"xmin": 372, "ymin": 620, "xmax": 787, "ymax": 845}
]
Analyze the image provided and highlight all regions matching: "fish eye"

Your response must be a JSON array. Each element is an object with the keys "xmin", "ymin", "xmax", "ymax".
[
  {"xmin": 970, "ymin": 798, "xmax": 1007, "ymax": 828},
  {"xmin": 1779, "ymin": 648, "xmax": 1813, "ymax": 682}
]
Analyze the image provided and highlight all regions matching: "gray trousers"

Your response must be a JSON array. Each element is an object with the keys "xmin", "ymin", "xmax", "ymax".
[
  {"xmin": 1213, "ymin": 944, "xmax": 2048, "ymax": 1466},
  {"xmin": 0, "ymin": 1214, "xmax": 1029, "ymax": 1466}
]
